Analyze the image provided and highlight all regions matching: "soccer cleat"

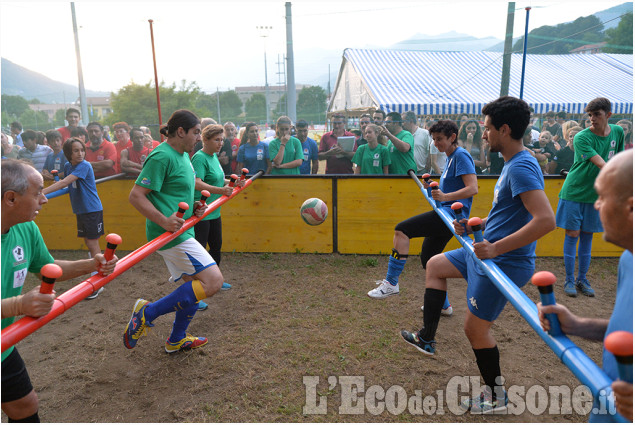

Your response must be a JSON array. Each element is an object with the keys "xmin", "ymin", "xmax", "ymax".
[
  {"xmin": 460, "ymin": 387, "xmax": 508, "ymax": 414},
  {"xmin": 563, "ymin": 279, "xmax": 577, "ymax": 297},
  {"xmin": 400, "ymin": 330, "xmax": 435, "ymax": 356},
  {"xmin": 421, "ymin": 304, "xmax": 454, "ymax": 316},
  {"xmin": 197, "ymin": 301, "xmax": 208, "ymax": 311},
  {"xmin": 165, "ymin": 334, "xmax": 208, "ymax": 353},
  {"xmin": 123, "ymin": 298, "xmax": 153, "ymax": 349},
  {"xmin": 576, "ymin": 278, "xmax": 595, "ymax": 297},
  {"xmin": 367, "ymin": 279, "xmax": 399, "ymax": 299},
  {"xmin": 85, "ymin": 287, "xmax": 104, "ymax": 300},
  {"xmin": 221, "ymin": 282, "xmax": 231, "ymax": 291}
]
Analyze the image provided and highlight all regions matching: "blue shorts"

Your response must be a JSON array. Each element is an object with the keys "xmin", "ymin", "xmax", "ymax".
[
  {"xmin": 445, "ymin": 248, "xmax": 534, "ymax": 322},
  {"xmin": 555, "ymin": 199, "xmax": 603, "ymax": 233}
]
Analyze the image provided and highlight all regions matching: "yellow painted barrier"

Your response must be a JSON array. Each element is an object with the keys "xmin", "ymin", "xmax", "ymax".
[{"xmin": 38, "ymin": 176, "xmax": 622, "ymax": 257}]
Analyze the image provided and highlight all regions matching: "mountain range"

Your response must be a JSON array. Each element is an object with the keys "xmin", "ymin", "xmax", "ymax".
[{"xmin": 2, "ymin": 2, "xmax": 631, "ymax": 103}]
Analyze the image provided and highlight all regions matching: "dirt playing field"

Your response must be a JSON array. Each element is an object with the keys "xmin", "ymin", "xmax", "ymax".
[{"xmin": 5, "ymin": 250, "xmax": 619, "ymax": 423}]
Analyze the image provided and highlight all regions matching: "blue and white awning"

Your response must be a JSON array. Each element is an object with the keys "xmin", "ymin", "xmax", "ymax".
[{"xmin": 328, "ymin": 49, "xmax": 633, "ymax": 115}]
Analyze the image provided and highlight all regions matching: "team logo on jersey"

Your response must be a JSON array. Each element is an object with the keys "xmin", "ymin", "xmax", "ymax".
[
  {"xmin": 611, "ymin": 140, "xmax": 616, "ymax": 148},
  {"xmin": 141, "ymin": 177, "xmax": 151, "ymax": 185},
  {"xmin": 12, "ymin": 245, "xmax": 25, "ymax": 265},
  {"xmin": 469, "ymin": 296, "xmax": 478, "ymax": 310}
]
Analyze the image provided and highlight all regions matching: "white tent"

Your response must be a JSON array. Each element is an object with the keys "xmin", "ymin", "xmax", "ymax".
[{"xmin": 328, "ymin": 48, "xmax": 633, "ymax": 115}]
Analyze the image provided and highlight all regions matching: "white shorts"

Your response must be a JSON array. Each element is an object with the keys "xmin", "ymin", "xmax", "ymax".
[{"xmin": 158, "ymin": 238, "xmax": 216, "ymax": 283}]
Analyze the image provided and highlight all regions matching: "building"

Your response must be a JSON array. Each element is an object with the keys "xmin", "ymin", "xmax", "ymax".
[{"xmin": 569, "ymin": 42, "xmax": 607, "ymax": 54}]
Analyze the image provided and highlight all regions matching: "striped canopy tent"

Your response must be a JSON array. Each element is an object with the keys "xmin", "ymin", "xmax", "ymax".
[{"xmin": 328, "ymin": 48, "xmax": 633, "ymax": 116}]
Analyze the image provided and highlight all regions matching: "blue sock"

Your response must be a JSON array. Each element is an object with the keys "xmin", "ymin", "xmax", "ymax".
[
  {"xmin": 442, "ymin": 294, "xmax": 451, "ymax": 309},
  {"xmin": 577, "ymin": 232, "xmax": 593, "ymax": 281},
  {"xmin": 168, "ymin": 302, "xmax": 198, "ymax": 343},
  {"xmin": 144, "ymin": 280, "xmax": 201, "ymax": 324},
  {"xmin": 563, "ymin": 234, "xmax": 578, "ymax": 281},
  {"xmin": 386, "ymin": 256, "xmax": 407, "ymax": 286}
]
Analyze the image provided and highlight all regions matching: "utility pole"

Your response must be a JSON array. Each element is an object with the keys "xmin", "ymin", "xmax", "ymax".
[
  {"xmin": 500, "ymin": 2, "xmax": 515, "ymax": 97},
  {"xmin": 256, "ymin": 26, "xmax": 272, "ymax": 125},
  {"xmin": 276, "ymin": 54, "xmax": 287, "ymax": 115},
  {"xmin": 285, "ymin": 2, "xmax": 296, "ymax": 122},
  {"xmin": 70, "ymin": 3, "xmax": 88, "ymax": 125}
]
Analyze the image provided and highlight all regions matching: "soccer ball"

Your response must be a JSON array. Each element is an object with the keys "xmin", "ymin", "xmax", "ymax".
[{"xmin": 300, "ymin": 198, "xmax": 328, "ymax": 226}]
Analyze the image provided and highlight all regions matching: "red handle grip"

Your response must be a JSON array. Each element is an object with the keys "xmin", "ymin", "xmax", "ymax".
[
  {"xmin": 40, "ymin": 263, "xmax": 63, "ymax": 294},
  {"xmin": 429, "ymin": 181, "xmax": 439, "ymax": 190},
  {"xmin": 199, "ymin": 190, "xmax": 210, "ymax": 205},
  {"xmin": 240, "ymin": 168, "xmax": 249, "ymax": 181},
  {"xmin": 228, "ymin": 174, "xmax": 239, "ymax": 188},
  {"xmin": 421, "ymin": 173, "xmax": 430, "ymax": 182},
  {"xmin": 104, "ymin": 233, "xmax": 122, "ymax": 262},
  {"xmin": 176, "ymin": 202, "xmax": 190, "ymax": 218}
]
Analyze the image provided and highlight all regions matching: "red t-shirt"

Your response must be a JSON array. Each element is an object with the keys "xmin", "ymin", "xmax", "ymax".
[
  {"xmin": 85, "ymin": 140, "xmax": 117, "ymax": 178},
  {"xmin": 113, "ymin": 139, "xmax": 133, "ymax": 173},
  {"xmin": 319, "ymin": 130, "xmax": 356, "ymax": 174},
  {"xmin": 123, "ymin": 146, "xmax": 152, "ymax": 176},
  {"xmin": 56, "ymin": 126, "xmax": 72, "ymax": 142}
]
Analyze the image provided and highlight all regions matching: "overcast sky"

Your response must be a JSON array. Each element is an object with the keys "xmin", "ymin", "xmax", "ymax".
[{"xmin": 0, "ymin": 1, "xmax": 628, "ymax": 94}]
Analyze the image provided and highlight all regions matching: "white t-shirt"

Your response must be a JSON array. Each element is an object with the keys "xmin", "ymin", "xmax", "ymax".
[
  {"xmin": 429, "ymin": 143, "xmax": 447, "ymax": 175},
  {"xmin": 412, "ymin": 127, "xmax": 432, "ymax": 174}
]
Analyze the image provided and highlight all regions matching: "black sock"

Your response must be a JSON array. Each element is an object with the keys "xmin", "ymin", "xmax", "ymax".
[
  {"xmin": 473, "ymin": 346, "xmax": 504, "ymax": 401},
  {"xmin": 419, "ymin": 288, "xmax": 446, "ymax": 341},
  {"xmin": 9, "ymin": 411, "xmax": 40, "ymax": 423}
]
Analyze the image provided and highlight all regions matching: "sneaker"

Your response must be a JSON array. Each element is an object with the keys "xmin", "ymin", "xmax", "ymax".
[
  {"xmin": 123, "ymin": 299, "xmax": 153, "ymax": 349},
  {"xmin": 461, "ymin": 387, "xmax": 508, "ymax": 414},
  {"xmin": 367, "ymin": 279, "xmax": 399, "ymax": 299},
  {"xmin": 400, "ymin": 330, "xmax": 435, "ymax": 356},
  {"xmin": 576, "ymin": 278, "xmax": 595, "ymax": 297},
  {"xmin": 563, "ymin": 279, "xmax": 577, "ymax": 297},
  {"xmin": 421, "ymin": 304, "xmax": 454, "ymax": 316},
  {"xmin": 197, "ymin": 301, "xmax": 208, "ymax": 311},
  {"xmin": 85, "ymin": 287, "xmax": 104, "ymax": 300},
  {"xmin": 165, "ymin": 334, "xmax": 208, "ymax": 354},
  {"xmin": 221, "ymin": 282, "xmax": 231, "ymax": 291}
]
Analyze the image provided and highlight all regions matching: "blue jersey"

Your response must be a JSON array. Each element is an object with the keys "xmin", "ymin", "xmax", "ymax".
[
  {"xmin": 440, "ymin": 146, "xmax": 475, "ymax": 219},
  {"xmin": 237, "ymin": 142, "xmax": 269, "ymax": 174},
  {"xmin": 63, "ymin": 160, "xmax": 103, "ymax": 215},
  {"xmin": 590, "ymin": 250, "xmax": 633, "ymax": 422},
  {"xmin": 43, "ymin": 151, "xmax": 68, "ymax": 174},
  {"xmin": 484, "ymin": 150, "xmax": 543, "ymax": 267},
  {"xmin": 299, "ymin": 137, "xmax": 318, "ymax": 175}
]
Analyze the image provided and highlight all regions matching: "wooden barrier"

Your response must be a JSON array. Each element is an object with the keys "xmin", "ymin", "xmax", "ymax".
[{"xmin": 39, "ymin": 176, "xmax": 622, "ymax": 256}]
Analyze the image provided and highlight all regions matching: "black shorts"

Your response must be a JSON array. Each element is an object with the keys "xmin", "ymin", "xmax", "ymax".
[
  {"xmin": 76, "ymin": 210, "xmax": 104, "ymax": 239},
  {"xmin": 1, "ymin": 348, "xmax": 34, "ymax": 403}
]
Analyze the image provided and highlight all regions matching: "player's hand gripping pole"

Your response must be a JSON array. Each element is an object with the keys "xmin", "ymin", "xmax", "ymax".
[
  {"xmin": 51, "ymin": 170, "xmax": 60, "ymax": 182},
  {"xmin": 39, "ymin": 264, "xmax": 63, "ymax": 294},
  {"xmin": 102, "ymin": 233, "xmax": 122, "ymax": 276},
  {"xmin": 531, "ymin": 271, "xmax": 562, "ymax": 336},
  {"xmin": 228, "ymin": 173, "xmax": 239, "ymax": 188},
  {"xmin": 429, "ymin": 181, "xmax": 441, "ymax": 208},
  {"xmin": 451, "ymin": 202, "xmax": 469, "ymax": 235},
  {"xmin": 467, "ymin": 217, "xmax": 483, "ymax": 242},
  {"xmin": 605, "ymin": 331, "xmax": 633, "ymax": 383}
]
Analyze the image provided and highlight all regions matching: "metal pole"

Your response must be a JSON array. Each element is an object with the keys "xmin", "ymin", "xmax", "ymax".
[
  {"xmin": 285, "ymin": 2, "xmax": 296, "ymax": 122},
  {"xmin": 148, "ymin": 20, "xmax": 164, "ymax": 142},
  {"xmin": 500, "ymin": 2, "xmax": 515, "ymax": 97},
  {"xmin": 70, "ymin": 3, "xmax": 88, "ymax": 125},
  {"xmin": 519, "ymin": 7, "xmax": 531, "ymax": 100},
  {"xmin": 257, "ymin": 26, "xmax": 272, "ymax": 125}
]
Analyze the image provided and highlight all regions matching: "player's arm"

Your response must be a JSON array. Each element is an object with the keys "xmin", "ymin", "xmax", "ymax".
[
  {"xmin": 129, "ymin": 184, "xmax": 182, "ymax": 232},
  {"xmin": 537, "ymin": 302, "xmax": 608, "ymax": 340},
  {"xmin": 89, "ymin": 159, "xmax": 115, "ymax": 172},
  {"xmin": 383, "ymin": 129, "xmax": 411, "ymax": 153},
  {"xmin": 433, "ymin": 173, "xmax": 478, "ymax": 202},
  {"xmin": 474, "ymin": 189, "xmax": 555, "ymax": 259},
  {"xmin": 53, "ymin": 255, "xmax": 117, "ymax": 281},
  {"xmin": 588, "ymin": 154, "xmax": 605, "ymax": 170},
  {"xmin": 2, "ymin": 289, "xmax": 55, "ymax": 319},
  {"xmin": 42, "ymin": 173, "xmax": 79, "ymax": 195},
  {"xmin": 195, "ymin": 177, "xmax": 232, "ymax": 197},
  {"xmin": 311, "ymin": 158, "xmax": 319, "ymax": 174}
]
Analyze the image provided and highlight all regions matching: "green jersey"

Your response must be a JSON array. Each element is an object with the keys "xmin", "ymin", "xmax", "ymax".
[
  {"xmin": 387, "ymin": 130, "xmax": 416, "ymax": 175},
  {"xmin": 559, "ymin": 125, "xmax": 624, "ymax": 203},
  {"xmin": 2, "ymin": 221, "xmax": 54, "ymax": 361},
  {"xmin": 192, "ymin": 150, "xmax": 224, "ymax": 221},
  {"xmin": 135, "ymin": 142, "xmax": 196, "ymax": 250},
  {"xmin": 268, "ymin": 137, "xmax": 303, "ymax": 175},
  {"xmin": 352, "ymin": 144, "xmax": 391, "ymax": 174}
]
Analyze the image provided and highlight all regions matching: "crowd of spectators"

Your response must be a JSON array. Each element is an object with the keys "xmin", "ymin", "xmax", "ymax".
[{"xmin": 2, "ymin": 107, "xmax": 632, "ymax": 179}]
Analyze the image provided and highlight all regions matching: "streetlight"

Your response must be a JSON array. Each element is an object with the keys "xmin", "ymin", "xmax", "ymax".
[{"xmin": 256, "ymin": 25, "xmax": 272, "ymax": 126}]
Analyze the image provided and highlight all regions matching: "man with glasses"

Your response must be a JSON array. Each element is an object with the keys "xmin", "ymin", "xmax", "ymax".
[
  {"xmin": 318, "ymin": 113, "xmax": 356, "ymax": 174},
  {"xmin": 382, "ymin": 112, "xmax": 417, "ymax": 175}
]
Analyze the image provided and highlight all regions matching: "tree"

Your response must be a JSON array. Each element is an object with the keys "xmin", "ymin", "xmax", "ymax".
[
  {"xmin": 52, "ymin": 109, "xmax": 67, "ymax": 127},
  {"xmin": 218, "ymin": 90, "xmax": 243, "ymax": 124},
  {"xmin": 513, "ymin": 15, "xmax": 604, "ymax": 54},
  {"xmin": 18, "ymin": 109, "xmax": 50, "ymax": 131},
  {"xmin": 604, "ymin": 12, "xmax": 633, "ymax": 54},
  {"xmin": 245, "ymin": 93, "xmax": 266, "ymax": 123},
  {"xmin": 297, "ymin": 86, "xmax": 327, "ymax": 124},
  {"xmin": 273, "ymin": 93, "xmax": 287, "ymax": 121},
  {"xmin": 1, "ymin": 95, "xmax": 30, "ymax": 119}
]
